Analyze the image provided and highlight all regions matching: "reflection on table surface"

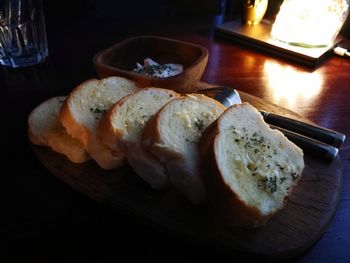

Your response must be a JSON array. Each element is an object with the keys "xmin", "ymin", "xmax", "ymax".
[{"xmin": 1, "ymin": 14, "xmax": 349, "ymax": 263}]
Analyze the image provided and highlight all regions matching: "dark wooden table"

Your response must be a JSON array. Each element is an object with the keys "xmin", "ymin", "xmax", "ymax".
[{"xmin": 1, "ymin": 15, "xmax": 349, "ymax": 262}]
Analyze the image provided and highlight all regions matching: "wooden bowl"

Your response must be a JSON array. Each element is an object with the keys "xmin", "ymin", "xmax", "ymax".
[{"xmin": 93, "ymin": 35, "xmax": 209, "ymax": 93}]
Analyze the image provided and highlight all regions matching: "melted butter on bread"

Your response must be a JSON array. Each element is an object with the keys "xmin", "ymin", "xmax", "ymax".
[{"xmin": 199, "ymin": 103, "xmax": 304, "ymax": 227}]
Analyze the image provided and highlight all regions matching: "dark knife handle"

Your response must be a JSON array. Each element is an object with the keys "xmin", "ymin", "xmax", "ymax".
[
  {"xmin": 262, "ymin": 111, "xmax": 346, "ymax": 148},
  {"xmin": 270, "ymin": 125, "xmax": 339, "ymax": 161}
]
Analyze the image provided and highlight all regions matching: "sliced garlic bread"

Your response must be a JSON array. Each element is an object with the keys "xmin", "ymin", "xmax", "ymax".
[
  {"xmin": 199, "ymin": 103, "xmax": 305, "ymax": 227},
  {"xmin": 143, "ymin": 94, "xmax": 226, "ymax": 204},
  {"xmin": 28, "ymin": 96, "xmax": 90, "ymax": 163},
  {"xmin": 60, "ymin": 77, "xmax": 139, "ymax": 169},
  {"xmin": 98, "ymin": 87, "xmax": 180, "ymax": 189}
]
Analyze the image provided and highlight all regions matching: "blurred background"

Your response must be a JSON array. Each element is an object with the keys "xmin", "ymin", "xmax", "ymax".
[{"xmin": 43, "ymin": 0, "xmax": 350, "ymax": 38}]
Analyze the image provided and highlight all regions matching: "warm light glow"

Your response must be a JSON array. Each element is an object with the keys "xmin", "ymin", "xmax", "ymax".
[
  {"xmin": 263, "ymin": 61, "xmax": 323, "ymax": 107},
  {"xmin": 271, "ymin": 0, "xmax": 349, "ymax": 47}
]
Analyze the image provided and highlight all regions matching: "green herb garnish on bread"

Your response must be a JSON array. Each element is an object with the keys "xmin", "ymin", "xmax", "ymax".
[
  {"xmin": 59, "ymin": 77, "xmax": 139, "ymax": 169},
  {"xmin": 199, "ymin": 103, "xmax": 305, "ymax": 227},
  {"xmin": 143, "ymin": 94, "xmax": 226, "ymax": 204},
  {"xmin": 97, "ymin": 87, "xmax": 180, "ymax": 189}
]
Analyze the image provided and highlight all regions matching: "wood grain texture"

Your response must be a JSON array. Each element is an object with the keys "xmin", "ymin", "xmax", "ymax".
[
  {"xmin": 0, "ymin": 15, "xmax": 348, "ymax": 262},
  {"xmin": 31, "ymin": 89, "xmax": 343, "ymax": 261}
]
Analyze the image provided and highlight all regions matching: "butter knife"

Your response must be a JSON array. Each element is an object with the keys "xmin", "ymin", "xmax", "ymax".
[
  {"xmin": 260, "ymin": 111, "xmax": 346, "ymax": 148},
  {"xmin": 199, "ymin": 87, "xmax": 346, "ymax": 148}
]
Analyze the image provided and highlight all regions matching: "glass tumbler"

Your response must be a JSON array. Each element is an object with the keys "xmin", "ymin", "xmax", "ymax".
[{"xmin": 0, "ymin": 0, "xmax": 48, "ymax": 68}]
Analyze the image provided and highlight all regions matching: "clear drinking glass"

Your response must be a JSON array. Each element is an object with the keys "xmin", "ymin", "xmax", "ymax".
[{"xmin": 0, "ymin": 0, "xmax": 48, "ymax": 68}]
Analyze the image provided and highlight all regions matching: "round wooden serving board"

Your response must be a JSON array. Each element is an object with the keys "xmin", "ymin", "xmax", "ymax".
[{"xmin": 32, "ymin": 87, "xmax": 343, "ymax": 261}]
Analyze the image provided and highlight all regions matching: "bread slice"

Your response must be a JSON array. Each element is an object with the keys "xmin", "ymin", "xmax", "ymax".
[
  {"xmin": 198, "ymin": 103, "xmax": 305, "ymax": 227},
  {"xmin": 60, "ymin": 77, "xmax": 139, "ymax": 169},
  {"xmin": 143, "ymin": 94, "xmax": 226, "ymax": 204},
  {"xmin": 98, "ymin": 87, "xmax": 180, "ymax": 189},
  {"xmin": 28, "ymin": 96, "xmax": 90, "ymax": 163}
]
